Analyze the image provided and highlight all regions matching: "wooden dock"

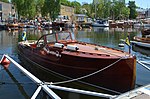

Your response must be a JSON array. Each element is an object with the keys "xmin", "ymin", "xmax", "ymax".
[{"xmin": 115, "ymin": 84, "xmax": 150, "ymax": 99}]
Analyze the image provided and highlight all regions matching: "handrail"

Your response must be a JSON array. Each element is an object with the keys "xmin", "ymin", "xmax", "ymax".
[{"xmin": 48, "ymin": 84, "xmax": 116, "ymax": 99}]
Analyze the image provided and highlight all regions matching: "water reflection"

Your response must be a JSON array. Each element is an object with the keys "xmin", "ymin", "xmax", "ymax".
[
  {"xmin": 93, "ymin": 27, "xmax": 109, "ymax": 33},
  {"xmin": 4, "ymin": 68, "xmax": 30, "ymax": 99}
]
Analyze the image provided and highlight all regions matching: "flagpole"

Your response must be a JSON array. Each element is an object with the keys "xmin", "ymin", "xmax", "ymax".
[{"xmin": 125, "ymin": 33, "xmax": 131, "ymax": 54}]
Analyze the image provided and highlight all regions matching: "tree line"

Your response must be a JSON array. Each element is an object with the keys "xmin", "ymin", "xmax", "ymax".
[{"xmin": 1, "ymin": 0, "xmax": 138, "ymax": 20}]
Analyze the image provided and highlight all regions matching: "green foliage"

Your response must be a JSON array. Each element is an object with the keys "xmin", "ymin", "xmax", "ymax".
[
  {"xmin": 113, "ymin": 1, "xmax": 126, "ymax": 20},
  {"xmin": 11, "ymin": 0, "xmax": 132, "ymax": 20},
  {"xmin": 11, "ymin": 0, "xmax": 25, "ymax": 19},
  {"xmin": 42, "ymin": 0, "xmax": 60, "ymax": 20},
  {"xmin": 121, "ymin": 7, "xmax": 130, "ymax": 19},
  {"xmin": 0, "ymin": 0, "xmax": 9, "ymax": 3},
  {"xmin": 81, "ymin": 4, "xmax": 92, "ymax": 17},
  {"xmin": 91, "ymin": 0, "xmax": 130, "ymax": 20},
  {"xmin": 12, "ymin": 0, "xmax": 36, "ymax": 19},
  {"xmin": 128, "ymin": 1, "xmax": 137, "ymax": 19},
  {"xmin": 71, "ymin": 1, "xmax": 81, "ymax": 14},
  {"xmin": 35, "ymin": 0, "xmax": 45, "ymax": 15},
  {"xmin": 61, "ymin": 0, "xmax": 71, "ymax": 6}
]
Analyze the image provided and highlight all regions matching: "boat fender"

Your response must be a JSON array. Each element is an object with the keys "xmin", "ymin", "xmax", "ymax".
[
  {"xmin": 54, "ymin": 43, "xmax": 64, "ymax": 48},
  {"xmin": 66, "ymin": 45, "xmax": 79, "ymax": 51},
  {"xmin": 118, "ymin": 43, "xmax": 125, "ymax": 47},
  {"xmin": 0, "ymin": 56, "xmax": 10, "ymax": 68}
]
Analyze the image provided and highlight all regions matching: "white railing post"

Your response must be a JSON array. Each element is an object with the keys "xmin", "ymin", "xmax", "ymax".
[
  {"xmin": 48, "ymin": 85, "xmax": 116, "ymax": 99},
  {"xmin": 31, "ymin": 86, "xmax": 42, "ymax": 99}
]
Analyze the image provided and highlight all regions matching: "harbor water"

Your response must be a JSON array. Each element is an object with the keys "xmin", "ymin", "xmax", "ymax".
[{"xmin": 0, "ymin": 27, "xmax": 150, "ymax": 99}]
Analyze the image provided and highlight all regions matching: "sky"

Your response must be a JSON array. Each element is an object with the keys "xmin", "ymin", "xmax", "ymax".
[
  {"xmin": 68, "ymin": 0, "xmax": 149, "ymax": 9},
  {"xmin": 126, "ymin": 0, "xmax": 149, "ymax": 9}
]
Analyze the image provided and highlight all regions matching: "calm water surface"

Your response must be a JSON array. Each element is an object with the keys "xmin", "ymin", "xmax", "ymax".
[{"xmin": 0, "ymin": 27, "xmax": 150, "ymax": 99}]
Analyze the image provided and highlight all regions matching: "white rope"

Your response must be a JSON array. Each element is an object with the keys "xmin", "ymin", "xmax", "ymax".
[
  {"xmin": 137, "ymin": 60, "xmax": 150, "ymax": 71},
  {"xmin": 46, "ymin": 57, "xmax": 124, "ymax": 85}
]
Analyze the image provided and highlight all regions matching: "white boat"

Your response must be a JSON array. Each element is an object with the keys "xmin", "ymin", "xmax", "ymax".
[
  {"xmin": 131, "ymin": 41, "xmax": 150, "ymax": 48},
  {"xmin": 131, "ymin": 36, "xmax": 150, "ymax": 48},
  {"xmin": 92, "ymin": 19, "xmax": 109, "ymax": 27},
  {"xmin": 134, "ymin": 23, "xmax": 150, "ymax": 27}
]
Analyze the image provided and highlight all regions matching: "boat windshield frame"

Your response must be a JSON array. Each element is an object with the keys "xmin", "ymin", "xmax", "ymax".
[{"xmin": 35, "ymin": 31, "xmax": 74, "ymax": 46}]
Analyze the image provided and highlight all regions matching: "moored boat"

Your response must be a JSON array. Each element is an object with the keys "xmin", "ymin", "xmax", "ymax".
[
  {"xmin": 18, "ymin": 31, "xmax": 136, "ymax": 93},
  {"xmin": 92, "ymin": 19, "xmax": 109, "ymax": 27},
  {"xmin": 132, "ymin": 44, "xmax": 150, "ymax": 56},
  {"xmin": 132, "ymin": 36, "xmax": 150, "ymax": 48},
  {"xmin": 141, "ymin": 29, "xmax": 150, "ymax": 36},
  {"xmin": 6, "ymin": 23, "xmax": 19, "ymax": 30}
]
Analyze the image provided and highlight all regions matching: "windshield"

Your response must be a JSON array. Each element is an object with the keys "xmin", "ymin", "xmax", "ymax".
[
  {"xmin": 46, "ymin": 34, "xmax": 56, "ymax": 43},
  {"xmin": 36, "ymin": 32, "xmax": 75, "ymax": 47},
  {"xmin": 57, "ymin": 32, "xmax": 72, "ymax": 41}
]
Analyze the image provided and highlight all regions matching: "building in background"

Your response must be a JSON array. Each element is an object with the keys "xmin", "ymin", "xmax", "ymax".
[
  {"xmin": 136, "ymin": 8, "xmax": 146, "ymax": 19},
  {"xmin": 60, "ymin": 5, "xmax": 74, "ymax": 21},
  {"xmin": 0, "ymin": 1, "xmax": 16, "ymax": 21}
]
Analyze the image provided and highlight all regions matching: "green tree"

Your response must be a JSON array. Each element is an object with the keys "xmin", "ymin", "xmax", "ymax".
[
  {"xmin": 91, "ymin": 0, "xmax": 130, "ymax": 20},
  {"xmin": 103, "ymin": 1, "xmax": 111, "ymax": 18},
  {"xmin": 0, "ymin": 0, "xmax": 9, "ymax": 3},
  {"xmin": 11, "ymin": 0, "xmax": 25, "ymax": 19},
  {"xmin": 71, "ymin": 1, "xmax": 81, "ymax": 14},
  {"xmin": 128, "ymin": 1, "xmax": 137, "ymax": 19},
  {"xmin": 81, "ymin": 4, "xmax": 92, "ymax": 17},
  {"xmin": 35, "ymin": 0, "xmax": 45, "ymax": 16},
  {"xmin": 60, "ymin": 0, "xmax": 71, "ymax": 6},
  {"xmin": 113, "ymin": 1, "xmax": 125, "ymax": 20},
  {"xmin": 121, "ymin": 7, "xmax": 130, "ymax": 19},
  {"xmin": 12, "ymin": 0, "xmax": 36, "ymax": 19},
  {"xmin": 42, "ymin": 0, "xmax": 60, "ymax": 20},
  {"xmin": 26, "ymin": 0, "xmax": 36, "ymax": 19}
]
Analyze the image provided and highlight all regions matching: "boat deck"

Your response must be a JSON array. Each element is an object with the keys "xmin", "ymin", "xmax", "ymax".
[
  {"xmin": 21, "ymin": 40, "xmax": 131, "ymax": 58},
  {"xmin": 115, "ymin": 84, "xmax": 150, "ymax": 99},
  {"xmin": 75, "ymin": 43, "xmax": 128, "ymax": 57}
]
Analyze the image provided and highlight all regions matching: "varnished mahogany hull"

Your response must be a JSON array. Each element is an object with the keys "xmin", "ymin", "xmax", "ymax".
[{"xmin": 18, "ymin": 45, "xmax": 136, "ymax": 93}]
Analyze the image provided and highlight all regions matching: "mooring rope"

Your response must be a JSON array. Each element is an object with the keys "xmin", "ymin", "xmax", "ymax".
[
  {"xmin": 137, "ymin": 60, "xmax": 150, "ymax": 71},
  {"xmin": 46, "ymin": 57, "xmax": 124, "ymax": 85}
]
